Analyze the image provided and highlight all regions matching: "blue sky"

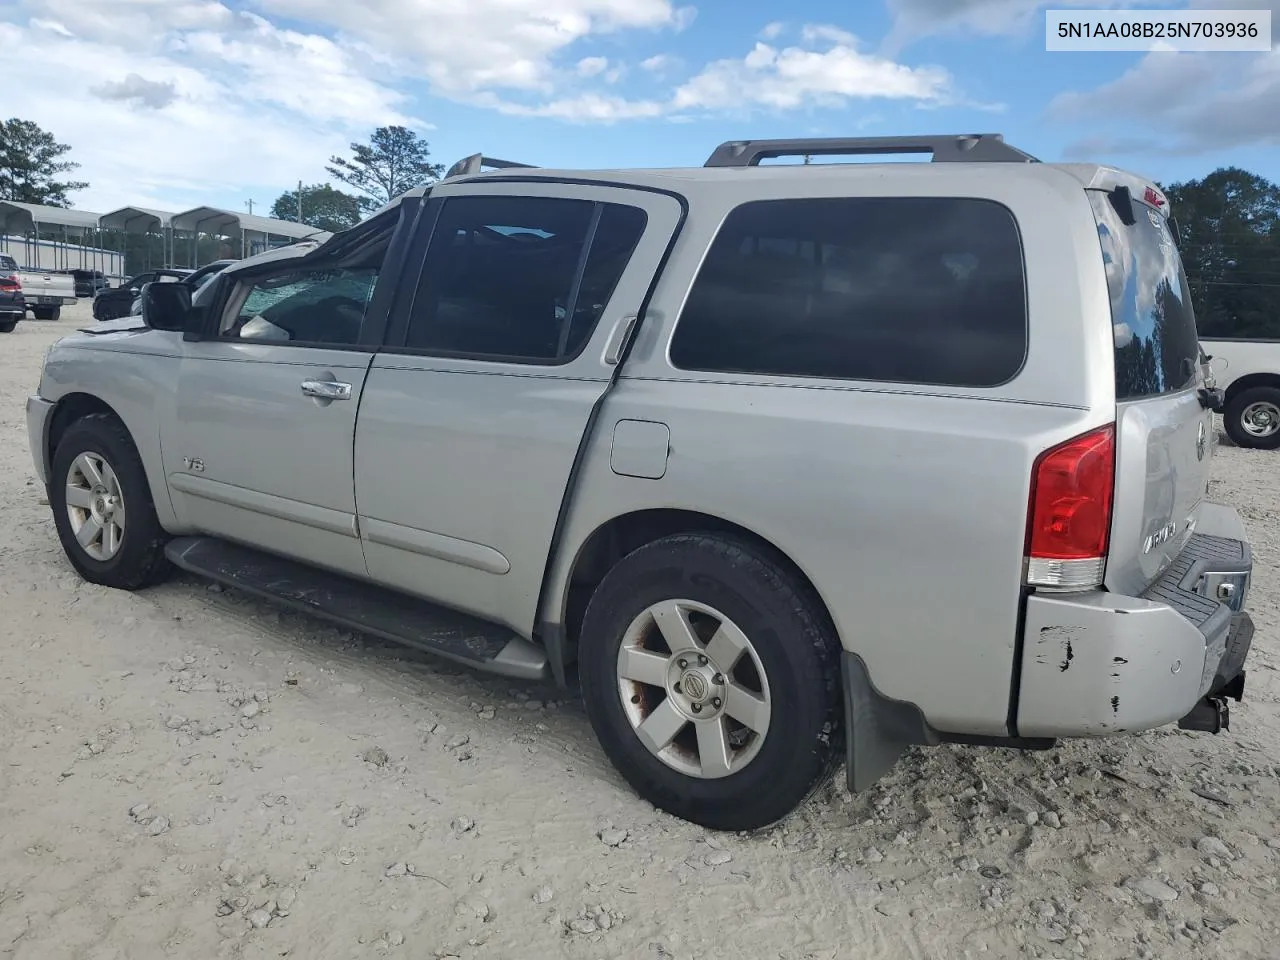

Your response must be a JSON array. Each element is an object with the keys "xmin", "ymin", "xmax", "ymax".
[{"xmin": 4, "ymin": 0, "xmax": 1278, "ymax": 216}]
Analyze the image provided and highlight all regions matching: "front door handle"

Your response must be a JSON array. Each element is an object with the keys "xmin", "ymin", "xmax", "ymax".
[{"xmin": 300, "ymin": 379, "xmax": 352, "ymax": 401}]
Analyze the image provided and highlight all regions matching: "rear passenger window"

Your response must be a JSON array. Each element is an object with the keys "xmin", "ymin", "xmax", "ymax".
[
  {"xmin": 669, "ymin": 197, "xmax": 1027, "ymax": 387},
  {"xmin": 404, "ymin": 196, "xmax": 646, "ymax": 362}
]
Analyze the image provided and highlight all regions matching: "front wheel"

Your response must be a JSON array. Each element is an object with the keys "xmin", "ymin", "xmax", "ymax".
[
  {"xmin": 579, "ymin": 533, "xmax": 843, "ymax": 831},
  {"xmin": 49, "ymin": 414, "xmax": 172, "ymax": 590},
  {"xmin": 1224, "ymin": 386, "xmax": 1280, "ymax": 450}
]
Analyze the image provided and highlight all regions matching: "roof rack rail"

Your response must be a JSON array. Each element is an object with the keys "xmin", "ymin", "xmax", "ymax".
[
  {"xmin": 704, "ymin": 134, "xmax": 1038, "ymax": 168},
  {"xmin": 443, "ymin": 153, "xmax": 539, "ymax": 180}
]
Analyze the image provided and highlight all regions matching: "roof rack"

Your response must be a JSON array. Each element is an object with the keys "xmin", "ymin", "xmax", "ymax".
[
  {"xmin": 443, "ymin": 153, "xmax": 539, "ymax": 180},
  {"xmin": 703, "ymin": 134, "xmax": 1038, "ymax": 168}
]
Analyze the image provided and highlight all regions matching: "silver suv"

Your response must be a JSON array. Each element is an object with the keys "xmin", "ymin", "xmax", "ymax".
[{"xmin": 26, "ymin": 134, "xmax": 1255, "ymax": 830}]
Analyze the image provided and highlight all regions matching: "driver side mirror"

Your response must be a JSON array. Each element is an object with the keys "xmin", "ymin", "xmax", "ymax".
[{"xmin": 140, "ymin": 281, "xmax": 191, "ymax": 332}]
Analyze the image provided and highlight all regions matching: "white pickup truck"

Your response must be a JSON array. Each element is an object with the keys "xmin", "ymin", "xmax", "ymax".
[
  {"xmin": 1201, "ymin": 337, "xmax": 1280, "ymax": 450},
  {"xmin": 0, "ymin": 254, "xmax": 76, "ymax": 321}
]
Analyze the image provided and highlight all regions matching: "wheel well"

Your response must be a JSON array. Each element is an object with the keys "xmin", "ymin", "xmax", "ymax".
[
  {"xmin": 46, "ymin": 394, "xmax": 122, "ymax": 472},
  {"xmin": 560, "ymin": 508, "xmax": 835, "ymax": 653},
  {"xmin": 1224, "ymin": 373, "xmax": 1280, "ymax": 404}
]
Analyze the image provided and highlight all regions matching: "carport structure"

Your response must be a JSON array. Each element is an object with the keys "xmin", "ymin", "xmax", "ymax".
[
  {"xmin": 170, "ymin": 207, "xmax": 323, "ymax": 264},
  {"xmin": 98, "ymin": 206, "xmax": 175, "ymax": 273},
  {"xmin": 0, "ymin": 200, "xmax": 115, "ymax": 274}
]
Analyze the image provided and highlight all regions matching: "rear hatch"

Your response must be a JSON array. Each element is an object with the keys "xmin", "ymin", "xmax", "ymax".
[{"xmin": 1089, "ymin": 184, "xmax": 1214, "ymax": 596}]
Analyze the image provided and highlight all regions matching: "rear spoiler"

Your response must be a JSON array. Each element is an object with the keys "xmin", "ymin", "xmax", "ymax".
[{"xmin": 1106, "ymin": 183, "xmax": 1179, "ymax": 246}]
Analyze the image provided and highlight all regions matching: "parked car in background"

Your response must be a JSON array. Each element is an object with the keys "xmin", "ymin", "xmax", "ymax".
[
  {"xmin": 25, "ymin": 135, "xmax": 1256, "ymax": 831},
  {"xmin": 93, "ymin": 268, "xmax": 192, "ymax": 321},
  {"xmin": 0, "ymin": 255, "xmax": 25, "ymax": 332},
  {"xmin": 1200, "ymin": 337, "xmax": 1280, "ymax": 449},
  {"xmin": 71, "ymin": 269, "xmax": 110, "ymax": 299},
  {"xmin": 128, "ymin": 260, "xmax": 238, "ymax": 316},
  {"xmin": 1, "ymin": 255, "xmax": 75, "ymax": 321}
]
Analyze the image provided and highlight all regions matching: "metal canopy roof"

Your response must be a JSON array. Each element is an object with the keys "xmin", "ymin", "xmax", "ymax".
[
  {"xmin": 170, "ymin": 206, "xmax": 320, "ymax": 239},
  {"xmin": 99, "ymin": 206, "xmax": 173, "ymax": 233},
  {"xmin": 0, "ymin": 200, "xmax": 103, "ymax": 235}
]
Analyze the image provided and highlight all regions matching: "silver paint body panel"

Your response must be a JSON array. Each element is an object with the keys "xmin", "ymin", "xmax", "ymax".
[{"xmin": 27, "ymin": 159, "xmax": 1253, "ymax": 741}]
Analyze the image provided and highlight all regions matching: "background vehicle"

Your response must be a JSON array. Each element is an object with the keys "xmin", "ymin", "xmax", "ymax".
[
  {"xmin": 1, "ymin": 254, "xmax": 75, "ymax": 321},
  {"xmin": 71, "ymin": 269, "xmax": 109, "ymax": 299},
  {"xmin": 26, "ymin": 135, "xmax": 1255, "ymax": 831},
  {"xmin": 1201, "ymin": 338, "xmax": 1280, "ymax": 450},
  {"xmin": 93, "ymin": 268, "xmax": 192, "ymax": 321},
  {"xmin": 128, "ymin": 260, "xmax": 237, "ymax": 316},
  {"xmin": 0, "ymin": 254, "xmax": 24, "ymax": 332}
]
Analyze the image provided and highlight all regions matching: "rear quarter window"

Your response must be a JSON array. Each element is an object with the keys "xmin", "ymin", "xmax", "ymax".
[
  {"xmin": 669, "ymin": 196, "xmax": 1028, "ymax": 387},
  {"xmin": 1089, "ymin": 191, "xmax": 1200, "ymax": 400}
]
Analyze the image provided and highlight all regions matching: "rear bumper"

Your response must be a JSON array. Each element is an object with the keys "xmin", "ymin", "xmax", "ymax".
[{"xmin": 1017, "ymin": 502, "xmax": 1253, "ymax": 738}]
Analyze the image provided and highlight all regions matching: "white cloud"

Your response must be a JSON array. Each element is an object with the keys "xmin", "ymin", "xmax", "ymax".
[
  {"xmin": 91, "ymin": 73, "xmax": 179, "ymax": 110},
  {"xmin": 670, "ymin": 36, "xmax": 951, "ymax": 113},
  {"xmin": 0, "ymin": 0, "xmax": 966, "ymax": 209},
  {"xmin": 671, "ymin": 5, "xmax": 697, "ymax": 31},
  {"xmin": 29, "ymin": 16, "xmax": 72, "ymax": 36},
  {"xmin": 1052, "ymin": 47, "xmax": 1280, "ymax": 157},
  {"xmin": 251, "ymin": 0, "xmax": 689, "ymax": 96},
  {"xmin": 490, "ymin": 92, "xmax": 666, "ymax": 121},
  {"xmin": 801, "ymin": 24, "xmax": 859, "ymax": 46},
  {"xmin": 640, "ymin": 53, "xmax": 680, "ymax": 76},
  {"xmin": 488, "ymin": 26, "xmax": 953, "ymax": 122},
  {"xmin": 760, "ymin": 21, "xmax": 787, "ymax": 40},
  {"xmin": 0, "ymin": 3, "xmax": 412, "ymax": 212},
  {"xmin": 1050, "ymin": 0, "xmax": 1280, "ymax": 159},
  {"xmin": 576, "ymin": 56, "xmax": 610, "ymax": 77}
]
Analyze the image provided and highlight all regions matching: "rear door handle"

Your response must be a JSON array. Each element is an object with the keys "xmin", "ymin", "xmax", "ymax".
[{"xmin": 300, "ymin": 379, "xmax": 352, "ymax": 400}]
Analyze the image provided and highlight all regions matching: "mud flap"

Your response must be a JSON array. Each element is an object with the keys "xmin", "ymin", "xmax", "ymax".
[{"xmin": 841, "ymin": 652, "xmax": 938, "ymax": 792}]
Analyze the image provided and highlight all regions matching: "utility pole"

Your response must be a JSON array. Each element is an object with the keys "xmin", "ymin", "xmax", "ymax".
[
  {"xmin": 246, "ymin": 199, "xmax": 255, "ymax": 215},
  {"xmin": 297, "ymin": 179, "xmax": 303, "ymax": 223}
]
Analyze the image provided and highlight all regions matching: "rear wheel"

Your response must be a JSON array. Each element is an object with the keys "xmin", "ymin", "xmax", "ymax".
[
  {"xmin": 49, "ymin": 414, "xmax": 172, "ymax": 589},
  {"xmin": 0, "ymin": 318, "xmax": 15, "ymax": 333},
  {"xmin": 578, "ymin": 533, "xmax": 843, "ymax": 831},
  {"xmin": 1224, "ymin": 386, "xmax": 1280, "ymax": 450},
  {"xmin": 32, "ymin": 305, "xmax": 60, "ymax": 322}
]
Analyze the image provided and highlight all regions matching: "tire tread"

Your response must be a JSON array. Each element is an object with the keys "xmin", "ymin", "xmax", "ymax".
[
  {"xmin": 579, "ymin": 531, "xmax": 844, "ymax": 831},
  {"xmin": 50, "ymin": 412, "xmax": 172, "ymax": 590}
]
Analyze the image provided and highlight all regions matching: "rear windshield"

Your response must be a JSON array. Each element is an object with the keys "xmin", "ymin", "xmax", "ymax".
[
  {"xmin": 0, "ymin": 255, "xmax": 16, "ymax": 271},
  {"xmin": 1089, "ymin": 191, "xmax": 1200, "ymax": 400}
]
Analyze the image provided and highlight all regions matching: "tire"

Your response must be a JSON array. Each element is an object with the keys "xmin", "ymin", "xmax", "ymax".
[
  {"xmin": 578, "ymin": 533, "xmax": 843, "ymax": 831},
  {"xmin": 32, "ymin": 305, "xmax": 59, "ymax": 322},
  {"xmin": 0, "ymin": 318, "xmax": 16, "ymax": 333},
  {"xmin": 1223, "ymin": 386, "xmax": 1280, "ymax": 450},
  {"xmin": 49, "ymin": 414, "xmax": 172, "ymax": 590}
]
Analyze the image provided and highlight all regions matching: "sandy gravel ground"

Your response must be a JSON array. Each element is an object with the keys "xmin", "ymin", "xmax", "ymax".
[{"xmin": 2, "ymin": 304, "xmax": 1278, "ymax": 960}]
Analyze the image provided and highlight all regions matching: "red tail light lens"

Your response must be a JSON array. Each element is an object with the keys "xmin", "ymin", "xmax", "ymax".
[{"xmin": 1025, "ymin": 424, "xmax": 1115, "ymax": 589}]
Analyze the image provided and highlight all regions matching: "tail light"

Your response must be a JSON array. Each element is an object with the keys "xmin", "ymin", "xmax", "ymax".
[{"xmin": 1024, "ymin": 424, "xmax": 1116, "ymax": 590}]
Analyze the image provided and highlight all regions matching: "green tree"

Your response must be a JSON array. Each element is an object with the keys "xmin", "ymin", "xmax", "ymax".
[
  {"xmin": 327, "ymin": 125, "xmax": 443, "ymax": 213},
  {"xmin": 271, "ymin": 183, "xmax": 364, "ymax": 233},
  {"xmin": 0, "ymin": 118, "xmax": 89, "ymax": 207},
  {"xmin": 1162, "ymin": 167, "xmax": 1280, "ymax": 339}
]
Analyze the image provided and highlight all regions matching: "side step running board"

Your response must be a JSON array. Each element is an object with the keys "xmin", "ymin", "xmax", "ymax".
[{"xmin": 164, "ymin": 537, "xmax": 549, "ymax": 681}]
